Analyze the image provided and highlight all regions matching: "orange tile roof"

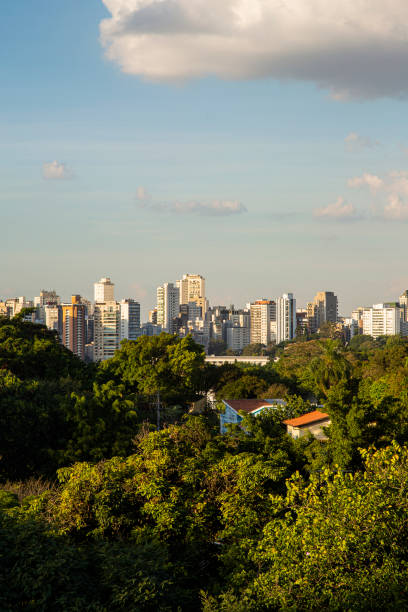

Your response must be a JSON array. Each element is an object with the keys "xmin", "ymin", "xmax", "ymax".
[{"xmin": 283, "ymin": 410, "xmax": 329, "ymax": 427}]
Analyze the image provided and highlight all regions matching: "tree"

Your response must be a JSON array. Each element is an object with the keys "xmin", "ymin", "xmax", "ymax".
[
  {"xmin": 241, "ymin": 343, "xmax": 266, "ymax": 356},
  {"xmin": 98, "ymin": 334, "xmax": 206, "ymax": 407},
  {"xmin": 207, "ymin": 339, "xmax": 227, "ymax": 355},
  {"xmin": 204, "ymin": 444, "xmax": 408, "ymax": 611},
  {"xmin": 217, "ymin": 375, "xmax": 268, "ymax": 399},
  {"xmin": 306, "ymin": 339, "xmax": 352, "ymax": 399}
]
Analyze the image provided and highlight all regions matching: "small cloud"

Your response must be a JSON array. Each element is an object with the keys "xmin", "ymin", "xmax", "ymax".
[
  {"xmin": 314, "ymin": 197, "xmax": 356, "ymax": 219},
  {"xmin": 42, "ymin": 161, "xmax": 73, "ymax": 180},
  {"xmin": 348, "ymin": 173, "xmax": 384, "ymax": 193},
  {"xmin": 138, "ymin": 188, "xmax": 247, "ymax": 216},
  {"xmin": 172, "ymin": 200, "xmax": 247, "ymax": 216},
  {"xmin": 346, "ymin": 168, "xmax": 408, "ymax": 220},
  {"xmin": 384, "ymin": 194, "xmax": 408, "ymax": 220},
  {"xmin": 345, "ymin": 133, "xmax": 380, "ymax": 151}
]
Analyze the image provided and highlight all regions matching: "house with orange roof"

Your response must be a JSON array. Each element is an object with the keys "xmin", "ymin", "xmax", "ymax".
[
  {"xmin": 283, "ymin": 410, "xmax": 331, "ymax": 440},
  {"xmin": 220, "ymin": 398, "xmax": 286, "ymax": 434}
]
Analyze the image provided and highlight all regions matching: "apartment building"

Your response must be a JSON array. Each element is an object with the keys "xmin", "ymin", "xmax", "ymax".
[
  {"xmin": 94, "ymin": 301, "xmax": 121, "ymax": 361},
  {"xmin": 178, "ymin": 274, "xmax": 207, "ymax": 314},
  {"xmin": 276, "ymin": 293, "xmax": 296, "ymax": 344},
  {"xmin": 61, "ymin": 295, "xmax": 86, "ymax": 359},
  {"xmin": 94, "ymin": 277, "xmax": 115, "ymax": 303},
  {"xmin": 120, "ymin": 299, "xmax": 141, "ymax": 341},
  {"xmin": 250, "ymin": 300, "xmax": 276, "ymax": 345},
  {"xmin": 362, "ymin": 304, "xmax": 401, "ymax": 338},
  {"xmin": 157, "ymin": 282, "xmax": 180, "ymax": 332}
]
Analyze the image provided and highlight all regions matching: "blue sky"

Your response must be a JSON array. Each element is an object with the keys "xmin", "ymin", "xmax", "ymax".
[{"xmin": 2, "ymin": 0, "xmax": 408, "ymax": 316}]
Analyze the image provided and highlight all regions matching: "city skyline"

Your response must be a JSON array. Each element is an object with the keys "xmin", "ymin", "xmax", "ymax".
[
  {"xmin": 1, "ymin": 273, "xmax": 407, "ymax": 321},
  {"xmin": 2, "ymin": 1, "xmax": 408, "ymax": 312},
  {"xmin": 3, "ymin": 280, "xmax": 408, "ymax": 361}
]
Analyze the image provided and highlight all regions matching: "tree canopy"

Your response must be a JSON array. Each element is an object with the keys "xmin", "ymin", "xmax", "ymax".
[{"xmin": 2, "ymin": 319, "xmax": 408, "ymax": 609}]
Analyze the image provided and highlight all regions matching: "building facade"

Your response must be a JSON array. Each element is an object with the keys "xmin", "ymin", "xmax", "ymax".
[
  {"xmin": 94, "ymin": 301, "xmax": 120, "ymax": 361},
  {"xmin": 94, "ymin": 277, "xmax": 115, "ymax": 303},
  {"xmin": 362, "ymin": 304, "xmax": 401, "ymax": 338},
  {"xmin": 156, "ymin": 282, "xmax": 180, "ymax": 332},
  {"xmin": 276, "ymin": 293, "xmax": 296, "ymax": 344},
  {"xmin": 400, "ymin": 290, "xmax": 408, "ymax": 322},
  {"xmin": 312, "ymin": 291, "xmax": 338, "ymax": 328},
  {"xmin": 178, "ymin": 274, "xmax": 206, "ymax": 314},
  {"xmin": 120, "ymin": 299, "xmax": 141, "ymax": 341},
  {"xmin": 61, "ymin": 295, "xmax": 86, "ymax": 359},
  {"xmin": 250, "ymin": 300, "xmax": 276, "ymax": 345}
]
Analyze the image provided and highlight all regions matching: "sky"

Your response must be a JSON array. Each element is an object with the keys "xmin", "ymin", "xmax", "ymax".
[{"xmin": 2, "ymin": 0, "xmax": 408, "ymax": 317}]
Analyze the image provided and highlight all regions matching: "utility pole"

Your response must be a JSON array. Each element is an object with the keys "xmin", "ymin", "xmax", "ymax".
[{"xmin": 156, "ymin": 390, "xmax": 160, "ymax": 431}]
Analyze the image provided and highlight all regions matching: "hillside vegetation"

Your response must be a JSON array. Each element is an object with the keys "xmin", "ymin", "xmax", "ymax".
[{"xmin": 1, "ymin": 315, "xmax": 408, "ymax": 610}]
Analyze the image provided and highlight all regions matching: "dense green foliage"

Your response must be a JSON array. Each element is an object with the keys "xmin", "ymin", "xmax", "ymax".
[{"xmin": 2, "ymin": 317, "xmax": 408, "ymax": 609}]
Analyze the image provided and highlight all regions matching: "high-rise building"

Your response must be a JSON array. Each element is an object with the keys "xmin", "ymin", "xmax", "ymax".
[
  {"xmin": 296, "ymin": 309, "xmax": 308, "ymax": 335},
  {"xmin": 149, "ymin": 308, "xmax": 158, "ymax": 324},
  {"xmin": 61, "ymin": 295, "xmax": 86, "ymax": 359},
  {"xmin": 34, "ymin": 290, "xmax": 60, "ymax": 325},
  {"xmin": 141, "ymin": 322, "xmax": 163, "ymax": 336},
  {"xmin": 156, "ymin": 283, "xmax": 180, "ymax": 332},
  {"xmin": 399, "ymin": 290, "xmax": 408, "ymax": 322},
  {"xmin": 250, "ymin": 300, "xmax": 276, "ymax": 345},
  {"xmin": 362, "ymin": 304, "xmax": 401, "ymax": 338},
  {"xmin": 226, "ymin": 325, "xmax": 251, "ymax": 352},
  {"xmin": 5, "ymin": 297, "xmax": 34, "ymax": 320},
  {"xmin": 34, "ymin": 290, "xmax": 60, "ymax": 307},
  {"xmin": 312, "ymin": 291, "xmax": 338, "ymax": 329},
  {"xmin": 94, "ymin": 301, "xmax": 120, "ymax": 361},
  {"xmin": 306, "ymin": 302, "xmax": 318, "ymax": 334},
  {"xmin": 44, "ymin": 304, "xmax": 61, "ymax": 333},
  {"xmin": 276, "ymin": 293, "xmax": 296, "ymax": 344},
  {"xmin": 94, "ymin": 277, "xmax": 115, "ymax": 303},
  {"xmin": 120, "ymin": 299, "xmax": 141, "ymax": 341},
  {"xmin": 178, "ymin": 274, "xmax": 206, "ymax": 314}
]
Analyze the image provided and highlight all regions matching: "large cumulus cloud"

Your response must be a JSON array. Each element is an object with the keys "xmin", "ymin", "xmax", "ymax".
[{"xmin": 100, "ymin": 0, "xmax": 408, "ymax": 98}]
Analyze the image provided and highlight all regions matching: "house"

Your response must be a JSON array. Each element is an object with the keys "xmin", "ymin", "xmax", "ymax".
[
  {"xmin": 220, "ymin": 398, "xmax": 286, "ymax": 434},
  {"xmin": 283, "ymin": 410, "xmax": 330, "ymax": 440}
]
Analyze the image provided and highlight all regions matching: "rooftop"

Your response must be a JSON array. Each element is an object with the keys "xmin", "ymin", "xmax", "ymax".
[
  {"xmin": 283, "ymin": 410, "xmax": 330, "ymax": 427},
  {"xmin": 224, "ymin": 399, "xmax": 286, "ymax": 414}
]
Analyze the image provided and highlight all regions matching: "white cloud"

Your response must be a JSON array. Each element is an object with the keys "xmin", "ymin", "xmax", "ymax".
[
  {"xmin": 314, "ymin": 197, "xmax": 356, "ymax": 219},
  {"xmin": 347, "ymin": 169, "xmax": 408, "ymax": 220},
  {"xmin": 42, "ymin": 161, "xmax": 72, "ymax": 180},
  {"xmin": 100, "ymin": 0, "xmax": 408, "ymax": 99},
  {"xmin": 172, "ymin": 200, "xmax": 247, "ymax": 215},
  {"xmin": 348, "ymin": 173, "xmax": 384, "ymax": 193},
  {"xmin": 384, "ymin": 194, "xmax": 408, "ymax": 220},
  {"xmin": 138, "ymin": 188, "xmax": 247, "ymax": 216},
  {"xmin": 345, "ymin": 133, "xmax": 380, "ymax": 151}
]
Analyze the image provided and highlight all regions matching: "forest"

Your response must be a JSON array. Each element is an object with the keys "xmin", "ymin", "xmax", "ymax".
[{"xmin": 1, "ymin": 312, "xmax": 408, "ymax": 610}]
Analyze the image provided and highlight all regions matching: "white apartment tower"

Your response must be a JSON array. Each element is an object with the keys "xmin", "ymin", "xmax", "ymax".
[
  {"xmin": 94, "ymin": 301, "xmax": 120, "ymax": 361},
  {"xmin": 362, "ymin": 304, "xmax": 401, "ymax": 339},
  {"xmin": 156, "ymin": 283, "xmax": 180, "ymax": 332},
  {"xmin": 276, "ymin": 293, "xmax": 297, "ymax": 344},
  {"xmin": 94, "ymin": 277, "xmax": 115, "ymax": 303}
]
